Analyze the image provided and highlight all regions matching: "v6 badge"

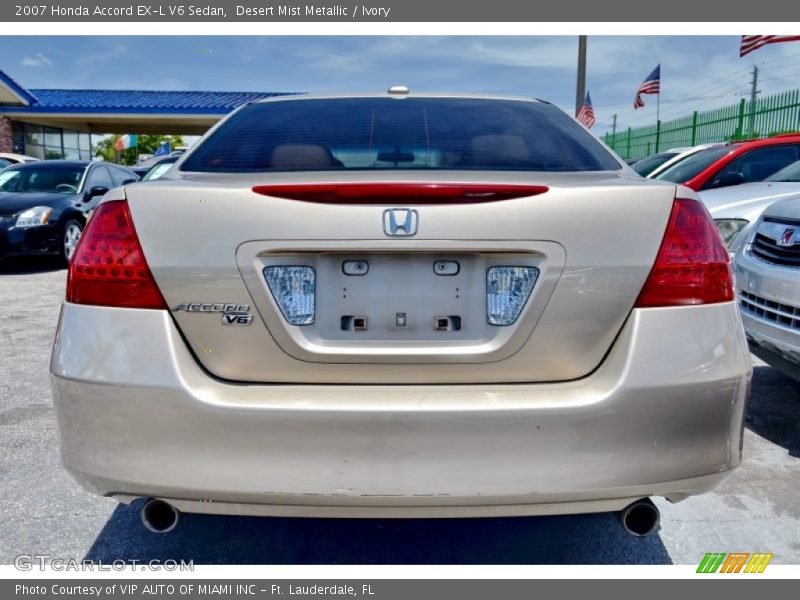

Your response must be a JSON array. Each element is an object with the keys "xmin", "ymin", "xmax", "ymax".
[{"xmin": 222, "ymin": 313, "xmax": 253, "ymax": 326}]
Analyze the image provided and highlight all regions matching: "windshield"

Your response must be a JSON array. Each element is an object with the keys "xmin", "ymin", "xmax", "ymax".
[
  {"xmin": 655, "ymin": 146, "xmax": 733, "ymax": 183},
  {"xmin": 182, "ymin": 97, "xmax": 622, "ymax": 173},
  {"xmin": 766, "ymin": 159, "xmax": 800, "ymax": 182},
  {"xmin": 143, "ymin": 159, "xmax": 177, "ymax": 181},
  {"xmin": 0, "ymin": 166, "xmax": 85, "ymax": 193},
  {"xmin": 631, "ymin": 152, "xmax": 678, "ymax": 176}
]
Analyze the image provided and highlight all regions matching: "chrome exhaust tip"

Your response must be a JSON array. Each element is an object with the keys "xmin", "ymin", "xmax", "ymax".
[
  {"xmin": 140, "ymin": 498, "xmax": 180, "ymax": 534},
  {"xmin": 618, "ymin": 498, "xmax": 660, "ymax": 537}
]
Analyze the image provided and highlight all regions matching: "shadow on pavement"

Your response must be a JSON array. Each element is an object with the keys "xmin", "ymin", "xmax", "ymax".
[
  {"xmin": 746, "ymin": 365, "xmax": 800, "ymax": 458},
  {"xmin": 0, "ymin": 257, "xmax": 63, "ymax": 275},
  {"xmin": 85, "ymin": 500, "xmax": 671, "ymax": 564}
]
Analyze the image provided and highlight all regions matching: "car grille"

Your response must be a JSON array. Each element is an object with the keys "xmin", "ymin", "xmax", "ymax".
[
  {"xmin": 740, "ymin": 290, "xmax": 800, "ymax": 331},
  {"xmin": 751, "ymin": 217, "xmax": 800, "ymax": 267}
]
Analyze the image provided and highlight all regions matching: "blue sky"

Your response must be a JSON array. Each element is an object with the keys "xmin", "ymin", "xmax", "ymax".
[{"xmin": 3, "ymin": 36, "xmax": 800, "ymax": 135}]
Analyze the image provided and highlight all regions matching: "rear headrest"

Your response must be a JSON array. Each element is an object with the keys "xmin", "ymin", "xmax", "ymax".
[
  {"xmin": 270, "ymin": 144, "xmax": 343, "ymax": 170},
  {"xmin": 459, "ymin": 134, "xmax": 531, "ymax": 167}
]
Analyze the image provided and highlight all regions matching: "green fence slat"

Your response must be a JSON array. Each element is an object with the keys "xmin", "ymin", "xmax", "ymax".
[{"xmin": 612, "ymin": 88, "xmax": 800, "ymax": 156}]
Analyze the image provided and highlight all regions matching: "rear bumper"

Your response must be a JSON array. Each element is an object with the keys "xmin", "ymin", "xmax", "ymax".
[{"xmin": 50, "ymin": 301, "xmax": 751, "ymax": 518}]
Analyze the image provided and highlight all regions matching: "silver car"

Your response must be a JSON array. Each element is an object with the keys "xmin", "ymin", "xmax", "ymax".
[
  {"xmin": 645, "ymin": 143, "xmax": 725, "ymax": 180},
  {"xmin": 735, "ymin": 195, "xmax": 800, "ymax": 381},
  {"xmin": 701, "ymin": 159, "xmax": 800, "ymax": 255},
  {"xmin": 50, "ymin": 91, "xmax": 751, "ymax": 536}
]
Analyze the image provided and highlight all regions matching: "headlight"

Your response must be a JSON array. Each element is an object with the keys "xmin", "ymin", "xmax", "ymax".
[
  {"xmin": 487, "ymin": 266, "xmax": 539, "ymax": 325},
  {"xmin": 714, "ymin": 218, "xmax": 749, "ymax": 248},
  {"xmin": 15, "ymin": 206, "xmax": 53, "ymax": 228},
  {"xmin": 264, "ymin": 266, "xmax": 316, "ymax": 325}
]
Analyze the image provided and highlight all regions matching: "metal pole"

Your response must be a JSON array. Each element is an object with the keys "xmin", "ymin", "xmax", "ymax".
[
  {"xmin": 612, "ymin": 114, "xmax": 617, "ymax": 137},
  {"xmin": 748, "ymin": 65, "xmax": 760, "ymax": 137},
  {"xmin": 575, "ymin": 35, "xmax": 587, "ymax": 117},
  {"xmin": 655, "ymin": 92, "xmax": 661, "ymax": 153},
  {"xmin": 656, "ymin": 92, "xmax": 660, "ymax": 125}
]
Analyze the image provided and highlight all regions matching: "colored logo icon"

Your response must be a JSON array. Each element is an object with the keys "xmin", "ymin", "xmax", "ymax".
[{"xmin": 697, "ymin": 552, "xmax": 773, "ymax": 573}]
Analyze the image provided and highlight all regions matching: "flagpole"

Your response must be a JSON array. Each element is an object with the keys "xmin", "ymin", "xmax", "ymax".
[
  {"xmin": 656, "ymin": 91, "xmax": 660, "ymax": 124},
  {"xmin": 655, "ymin": 92, "xmax": 661, "ymax": 153}
]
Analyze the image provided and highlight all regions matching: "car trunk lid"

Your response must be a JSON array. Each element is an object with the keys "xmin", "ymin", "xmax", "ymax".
[{"xmin": 125, "ymin": 171, "xmax": 676, "ymax": 384}]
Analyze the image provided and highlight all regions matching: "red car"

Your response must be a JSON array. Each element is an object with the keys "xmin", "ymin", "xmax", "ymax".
[{"xmin": 654, "ymin": 134, "xmax": 800, "ymax": 191}]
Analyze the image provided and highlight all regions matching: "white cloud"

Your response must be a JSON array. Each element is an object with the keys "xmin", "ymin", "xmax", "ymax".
[
  {"xmin": 21, "ymin": 53, "xmax": 52, "ymax": 68},
  {"xmin": 75, "ymin": 41, "xmax": 129, "ymax": 67}
]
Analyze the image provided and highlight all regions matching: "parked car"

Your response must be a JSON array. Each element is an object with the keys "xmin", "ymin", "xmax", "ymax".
[
  {"xmin": 630, "ymin": 149, "xmax": 685, "ymax": 177},
  {"xmin": 51, "ymin": 91, "xmax": 750, "ymax": 537},
  {"xmin": 701, "ymin": 158, "xmax": 800, "ymax": 254},
  {"xmin": 655, "ymin": 134, "xmax": 800, "ymax": 191},
  {"xmin": 129, "ymin": 165, "xmax": 150, "ymax": 179},
  {"xmin": 735, "ymin": 195, "xmax": 800, "ymax": 381},
  {"xmin": 645, "ymin": 143, "xmax": 725, "ymax": 179},
  {"xmin": 140, "ymin": 155, "xmax": 178, "ymax": 181},
  {"xmin": 0, "ymin": 152, "xmax": 40, "ymax": 165},
  {"xmin": 0, "ymin": 158, "xmax": 11, "ymax": 170},
  {"xmin": 0, "ymin": 160, "xmax": 137, "ymax": 264}
]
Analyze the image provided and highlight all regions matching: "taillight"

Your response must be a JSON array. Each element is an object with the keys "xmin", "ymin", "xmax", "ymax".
[
  {"xmin": 66, "ymin": 200, "xmax": 166, "ymax": 309},
  {"xmin": 635, "ymin": 197, "xmax": 734, "ymax": 307}
]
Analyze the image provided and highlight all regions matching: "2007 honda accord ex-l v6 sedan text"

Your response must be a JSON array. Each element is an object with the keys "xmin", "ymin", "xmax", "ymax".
[{"xmin": 50, "ymin": 90, "xmax": 752, "ymax": 536}]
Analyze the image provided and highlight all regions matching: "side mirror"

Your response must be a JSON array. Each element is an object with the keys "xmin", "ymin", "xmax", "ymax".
[
  {"xmin": 121, "ymin": 178, "xmax": 137, "ymax": 185},
  {"xmin": 710, "ymin": 171, "xmax": 746, "ymax": 189},
  {"xmin": 87, "ymin": 185, "xmax": 109, "ymax": 199}
]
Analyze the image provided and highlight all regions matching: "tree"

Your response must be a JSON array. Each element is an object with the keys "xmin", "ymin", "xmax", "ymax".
[{"xmin": 95, "ymin": 134, "xmax": 185, "ymax": 165}]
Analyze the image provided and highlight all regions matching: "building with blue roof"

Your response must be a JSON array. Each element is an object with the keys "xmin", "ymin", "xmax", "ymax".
[{"xmin": 0, "ymin": 66, "xmax": 292, "ymax": 159}]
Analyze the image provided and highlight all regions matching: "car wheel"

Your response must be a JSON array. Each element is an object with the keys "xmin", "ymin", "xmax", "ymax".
[{"xmin": 60, "ymin": 220, "xmax": 83, "ymax": 265}]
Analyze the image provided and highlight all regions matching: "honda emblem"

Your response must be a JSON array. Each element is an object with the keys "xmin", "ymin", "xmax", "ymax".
[{"xmin": 382, "ymin": 209, "xmax": 419, "ymax": 237}]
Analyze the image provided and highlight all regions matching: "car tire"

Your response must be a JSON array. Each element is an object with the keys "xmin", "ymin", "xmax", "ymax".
[{"xmin": 59, "ymin": 219, "xmax": 83, "ymax": 266}]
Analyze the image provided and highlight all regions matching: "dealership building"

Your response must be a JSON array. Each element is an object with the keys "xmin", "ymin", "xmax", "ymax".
[{"xmin": 0, "ymin": 67, "xmax": 287, "ymax": 159}]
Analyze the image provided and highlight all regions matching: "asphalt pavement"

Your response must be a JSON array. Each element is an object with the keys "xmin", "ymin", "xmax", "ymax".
[{"xmin": 1, "ymin": 257, "xmax": 798, "ymax": 565}]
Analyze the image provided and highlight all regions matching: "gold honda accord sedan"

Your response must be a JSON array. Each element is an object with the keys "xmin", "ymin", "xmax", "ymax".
[{"xmin": 50, "ymin": 90, "xmax": 751, "ymax": 536}]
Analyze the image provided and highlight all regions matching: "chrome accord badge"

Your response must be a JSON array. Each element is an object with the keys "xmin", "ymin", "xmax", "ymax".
[{"xmin": 172, "ymin": 302, "xmax": 253, "ymax": 326}]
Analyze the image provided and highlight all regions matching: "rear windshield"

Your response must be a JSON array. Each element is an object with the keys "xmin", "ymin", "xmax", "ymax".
[
  {"xmin": 143, "ymin": 158, "xmax": 178, "ymax": 181},
  {"xmin": 766, "ymin": 159, "xmax": 800, "ymax": 182},
  {"xmin": 631, "ymin": 152, "xmax": 678, "ymax": 176},
  {"xmin": 654, "ymin": 146, "xmax": 733, "ymax": 183},
  {"xmin": 181, "ymin": 97, "xmax": 621, "ymax": 173}
]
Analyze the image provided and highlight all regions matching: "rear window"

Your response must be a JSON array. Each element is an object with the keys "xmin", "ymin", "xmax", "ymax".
[
  {"xmin": 181, "ymin": 97, "xmax": 621, "ymax": 173},
  {"xmin": 630, "ymin": 152, "xmax": 678, "ymax": 176},
  {"xmin": 766, "ymin": 159, "xmax": 800, "ymax": 182},
  {"xmin": 655, "ymin": 146, "xmax": 733, "ymax": 183}
]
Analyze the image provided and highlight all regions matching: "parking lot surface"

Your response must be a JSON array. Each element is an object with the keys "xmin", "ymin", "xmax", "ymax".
[{"xmin": 1, "ymin": 258, "xmax": 799, "ymax": 565}]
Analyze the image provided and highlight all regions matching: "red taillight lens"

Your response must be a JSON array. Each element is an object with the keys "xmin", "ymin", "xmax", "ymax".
[
  {"xmin": 635, "ymin": 197, "xmax": 734, "ymax": 307},
  {"xmin": 66, "ymin": 200, "xmax": 166, "ymax": 309},
  {"xmin": 251, "ymin": 183, "xmax": 549, "ymax": 204}
]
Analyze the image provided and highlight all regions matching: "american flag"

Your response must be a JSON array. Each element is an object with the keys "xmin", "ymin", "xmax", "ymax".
[
  {"xmin": 576, "ymin": 91, "xmax": 596, "ymax": 129},
  {"xmin": 740, "ymin": 35, "xmax": 800, "ymax": 57},
  {"xmin": 634, "ymin": 64, "xmax": 660, "ymax": 109}
]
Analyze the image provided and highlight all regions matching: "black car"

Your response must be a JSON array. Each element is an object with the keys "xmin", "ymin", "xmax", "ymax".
[{"xmin": 0, "ymin": 160, "xmax": 138, "ymax": 264}]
